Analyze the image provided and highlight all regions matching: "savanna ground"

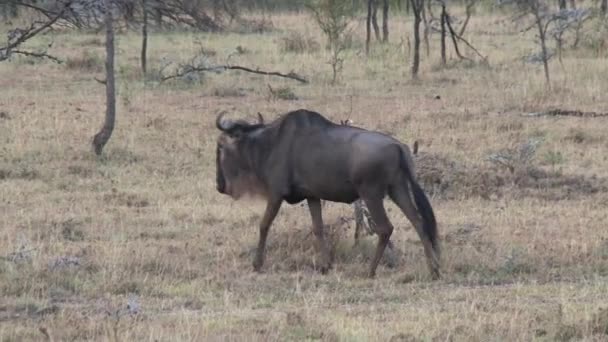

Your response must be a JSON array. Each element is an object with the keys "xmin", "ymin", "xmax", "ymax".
[{"xmin": 2, "ymin": 5, "xmax": 608, "ymax": 341}]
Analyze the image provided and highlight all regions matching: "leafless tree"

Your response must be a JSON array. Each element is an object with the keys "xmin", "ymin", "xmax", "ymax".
[
  {"xmin": 459, "ymin": 0, "xmax": 478, "ymax": 36},
  {"xmin": 92, "ymin": 0, "xmax": 116, "ymax": 156},
  {"xmin": 141, "ymin": 0, "xmax": 148, "ymax": 74},
  {"xmin": 505, "ymin": 0, "xmax": 587, "ymax": 87},
  {"xmin": 440, "ymin": 1, "xmax": 446, "ymax": 65},
  {"xmin": 0, "ymin": 1, "xmax": 73, "ymax": 63},
  {"xmin": 371, "ymin": 0, "xmax": 381, "ymax": 41},
  {"xmin": 410, "ymin": 0, "xmax": 423, "ymax": 79},
  {"xmin": 421, "ymin": 0, "xmax": 430, "ymax": 57},
  {"xmin": 366, "ymin": 0, "xmax": 372, "ymax": 55},
  {"xmin": 381, "ymin": 0, "xmax": 389, "ymax": 42}
]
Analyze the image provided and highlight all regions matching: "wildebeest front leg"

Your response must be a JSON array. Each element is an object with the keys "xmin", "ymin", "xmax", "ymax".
[
  {"xmin": 360, "ymin": 196, "xmax": 394, "ymax": 278},
  {"xmin": 253, "ymin": 198, "xmax": 282, "ymax": 272},
  {"xmin": 307, "ymin": 198, "xmax": 332, "ymax": 274}
]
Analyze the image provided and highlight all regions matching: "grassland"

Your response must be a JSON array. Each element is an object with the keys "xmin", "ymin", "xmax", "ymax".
[{"xmin": 1, "ymin": 7, "xmax": 608, "ymax": 341}]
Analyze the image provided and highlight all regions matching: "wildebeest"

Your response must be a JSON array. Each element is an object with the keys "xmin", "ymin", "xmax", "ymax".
[
  {"xmin": 215, "ymin": 109, "xmax": 440, "ymax": 279},
  {"xmin": 339, "ymin": 119, "xmax": 420, "ymax": 250}
]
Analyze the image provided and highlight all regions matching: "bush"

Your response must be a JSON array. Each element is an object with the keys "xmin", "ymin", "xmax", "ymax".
[
  {"xmin": 65, "ymin": 50, "xmax": 103, "ymax": 72},
  {"xmin": 279, "ymin": 31, "xmax": 320, "ymax": 54}
]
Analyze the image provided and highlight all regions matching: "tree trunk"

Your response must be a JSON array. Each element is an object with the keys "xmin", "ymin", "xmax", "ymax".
[
  {"xmin": 411, "ymin": 0, "xmax": 422, "ymax": 79},
  {"xmin": 534, "ymin": 10, "xmax": 550, "ymax": 87},
  {"xmin": 459, "ymin": 0, "xmax": 475, "ymax": 36},
  {"xmin": 601, "ymin": 0, "xmax": 607, "ymax": 16},
  {"xmin": 382, "ymin": 0, "xmax": 389, "ymax": 42},
  {"xmin": 371, "ymin": 0, "xmax": 381, "ymax": 41},
  {"xmin": 440, "ymin": 4, "xmax": 446, "ymax": 65},
  {"xmin": 141, "ymin": 0, "xmax": 148, "ymax": 75},
  {"xmin": 366, "ymin": 0, "xmax": 372, "ymax": 55},
  {"xmin": 92, "ymin": 0, "xmax": 117, "ymax": 156},
  {"xmin": 558, "ymin": 0, "xmax": 566, "ymax": 10},
  {"xmin": 421, "ymin": 0, "xmax": 430, "ymax": 57}
]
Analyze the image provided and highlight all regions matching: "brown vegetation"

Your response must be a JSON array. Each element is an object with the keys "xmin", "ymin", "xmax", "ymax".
[{"xmin": 1, "ymin": 5, "xmax": 608, "ymax": 341}]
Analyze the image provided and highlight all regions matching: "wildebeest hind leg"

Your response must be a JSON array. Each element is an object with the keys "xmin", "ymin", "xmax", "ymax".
[
  {"xmin": 360, "ymin": 195, "xmax": 394, "ymax": 278},
  {"xmin": 307, "ymin": 198, "xmax": 332, "ymax": 274},
  {"xmin": 253, "ymin": 198, "xmax": 282, "ymax": 272},
  {"xmin": 389, "ymin": 185, "xmax": 440, "ymax": 279}
]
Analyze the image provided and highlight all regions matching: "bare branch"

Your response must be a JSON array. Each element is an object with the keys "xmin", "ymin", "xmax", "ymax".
[
  {"xmin": 445, "ymin": 9, "xmax": 486, "ymax": 62},
  {"xmin": 11, "ymin": 49, "xmax": 62, "ymax": 63},
  {"xmin": 458, "ymin": 0, "xmax": 478, "ymax": 36},
  {"xmin": 0, "ymin": 1, "xmax": 72, "ymax": 62},
  {"xmin": 6, "ymin": 0, "xmax": 59, "ymax": 19},
  {"xmin": 161, "ymin": 64, "xmax": 309, "ymax": 84}
]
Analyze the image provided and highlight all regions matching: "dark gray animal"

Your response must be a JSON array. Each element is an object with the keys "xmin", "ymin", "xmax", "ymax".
[
  {"xmin": 215, "ymin": 109, "xmax": 440, "ymax": 279},
  {"xmin": 339, "ymin": 119, "xmax": 420, "ymax": 249}
]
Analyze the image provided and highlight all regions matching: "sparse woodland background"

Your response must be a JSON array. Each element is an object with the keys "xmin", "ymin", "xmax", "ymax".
[{"xmin": 2, "ymin": 0, "xmax": 608, "ymax": 340}]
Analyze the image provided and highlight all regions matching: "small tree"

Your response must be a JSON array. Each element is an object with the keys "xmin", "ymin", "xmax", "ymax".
[
  {"xmin": 505, "ymin": 0, "xmax": 590, "ymax": 87},
  {"xmin": 371, "ymin": 0, "xmax": 381, "ymax": 41},
  {"xmin": 141, "ymin": 0, "xmax": 148, "ymax": 74},
  {"xmin": 366, "ymin": 0, "xmax": 373, "ymax": 55},
  {"xmin": 92, "ymin": 0, "xmax": 117, "ymax": 155},
  {"xmin": 308, "ymin": 0, "xmax": 355, "ymax": 84},
  {"xmin": 410, "ymin": 0, "xmax": 424, "ymax": 79},
  {"xmin": 382, "ymin": 0, "xmax": 389, "ymax": 42}
]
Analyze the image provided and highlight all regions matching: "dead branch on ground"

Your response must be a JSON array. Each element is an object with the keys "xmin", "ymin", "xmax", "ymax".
[
  {"xmin": 160, "ymin": 64, "xmax": 308, "ymax": 84},
  {"xmin": 523, "ymin": 109, "xmax": 608, "ymax": 118}
]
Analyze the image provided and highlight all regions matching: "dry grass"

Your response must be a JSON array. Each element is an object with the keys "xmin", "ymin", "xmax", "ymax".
[{"xmin": 1, "ymin": 8, "xmax": 608, "ymax": 341}]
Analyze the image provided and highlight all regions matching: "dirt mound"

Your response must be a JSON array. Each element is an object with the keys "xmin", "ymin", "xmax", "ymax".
[{"xmin": 414, "ymin": 152, "xmax": 607, "ymax": 201}]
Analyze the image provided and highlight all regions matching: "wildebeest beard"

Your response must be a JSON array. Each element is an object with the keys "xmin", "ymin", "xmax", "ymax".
[
  {"xmin": 215, "ymin": 144, "xmax": 226, "ymax": 194},
  {"xmin": 216, "ymin": 139, "xmax": 268, "ymax": 200}
]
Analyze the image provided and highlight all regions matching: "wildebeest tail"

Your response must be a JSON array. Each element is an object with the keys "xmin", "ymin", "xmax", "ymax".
[{"xmin": 398, "ymin": 148, "xmax": 440, "ymax": 257}]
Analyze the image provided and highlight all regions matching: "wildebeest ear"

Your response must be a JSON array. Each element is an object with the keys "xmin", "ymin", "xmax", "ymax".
[{"xmin": 257, "ymin": 112, "xmax": 264, "ymax": 124}]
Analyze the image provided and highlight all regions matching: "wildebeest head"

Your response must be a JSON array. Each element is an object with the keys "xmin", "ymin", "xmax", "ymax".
[{"xmin": 215, "ymin": 112, "xmax": 265, "ymax": 199}]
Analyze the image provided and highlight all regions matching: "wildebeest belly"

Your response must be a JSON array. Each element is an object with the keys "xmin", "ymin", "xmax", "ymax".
[
  {"xmin": 289, "ymin": 143, "xmax": 359, "ymax": 204},
  {"xmin": 287, "ymin": 182, "xmax": 359, "ymax": 204}
]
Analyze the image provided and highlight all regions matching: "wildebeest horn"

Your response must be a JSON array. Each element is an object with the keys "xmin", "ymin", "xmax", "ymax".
[
  {"xmin": 257, "ymin": 112, "xmax": 264, "ymax": 124},
  {"xmin": 216, "ymin": 111, "xmax": 235, "ymax": 131}
]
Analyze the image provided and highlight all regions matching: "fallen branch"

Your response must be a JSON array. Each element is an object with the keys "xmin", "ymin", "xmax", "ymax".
[
  {"xmin": 523, "ymin": 109, "xmax": 608, "ymax": 118},
  {"xmin": 161, "ymin": 64, "xmax": 308, "ymax": 84}
]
